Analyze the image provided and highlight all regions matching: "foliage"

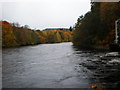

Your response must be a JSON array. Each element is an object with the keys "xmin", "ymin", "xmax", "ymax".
[
  {"xmin": 1, "ymin": 21, "xmax": 72, "ymax": 47},
  {"xmin": 2, "ymin": 21, "xmax": 19, "ymax": 47},
  {"xmin": 72, "ymin": 2, "xmax": 120, "ymax": 48}
]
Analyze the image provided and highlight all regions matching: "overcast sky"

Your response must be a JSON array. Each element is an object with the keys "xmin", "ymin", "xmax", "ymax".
[{"xmin": 1, "ymin": 0, "xmax": 91, "ymax": 30}]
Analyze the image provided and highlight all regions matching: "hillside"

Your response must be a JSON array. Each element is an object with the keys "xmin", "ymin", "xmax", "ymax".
[{"xmin": 1, "ymin": 21, "xmax": 72, "ymax": 47}]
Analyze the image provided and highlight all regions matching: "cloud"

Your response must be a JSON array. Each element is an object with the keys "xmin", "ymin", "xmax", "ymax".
[{"xmin": 1, "ymin": 0, "xmax": 91, "ymax": 30}]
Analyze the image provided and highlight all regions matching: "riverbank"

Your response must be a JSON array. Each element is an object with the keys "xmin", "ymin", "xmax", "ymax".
[
  {"xmin": 92, "ymin": 45, "xmax": 109, "ymax": 51},
  {"xmin": 73, "ymin": 44, "xmax": 109, "ymax": 51},
  {"xmin": 2, "ymin": 41, "xmax": 72, "ymax": 48},
  {"xmin": 1, "ymin": 21, "xmax": 72, "ymax": 48}
]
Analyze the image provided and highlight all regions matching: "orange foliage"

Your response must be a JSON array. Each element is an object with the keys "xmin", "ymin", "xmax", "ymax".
[
  {"xmin": 90, "ymin": 84, "xmax": 97, "ymax": 88},
  {"xmin": 2, "ymin": 21, "xmax": 72, "ymax": 47},
  {"xmin": 2, "ymin": 21, "xmax": 18, "ymax": 47},
  {"xmin": 39, "ymin": 35, "xmax": 46, "ymax": 43}
]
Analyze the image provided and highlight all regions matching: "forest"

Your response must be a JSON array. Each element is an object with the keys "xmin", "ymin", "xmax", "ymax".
[
  {"xmin": 1, "ymin": 2, "xmax": 120, "ymax": 49},
  {"xmin": 1, "ymin": 21, "xmax": 72, "ymax": 47},
  {"xmin": 72, "ymin": 2, "xmax": 120, "ymax": 50}
]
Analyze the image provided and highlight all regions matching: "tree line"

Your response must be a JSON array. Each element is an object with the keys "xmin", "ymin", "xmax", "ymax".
[
  {"xmin": 72, "ymin": 2, "xmax": 120, "ymax": 49},
  {"xmin": 1, "ymin": 21, "xmax": 72, "ymax": 47}
]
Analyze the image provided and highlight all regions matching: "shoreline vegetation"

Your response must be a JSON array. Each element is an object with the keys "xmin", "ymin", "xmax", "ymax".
[
  {"xmin": 1, "ymin": 2, "xmax": 120, "ymax": 50},
  {"xmin": 1, "ymin": 21, "xmax": 72, "ymax": 48},
  {"xmin": 72, "ymin": 2, "xmax": 120, "ymax": 50}
]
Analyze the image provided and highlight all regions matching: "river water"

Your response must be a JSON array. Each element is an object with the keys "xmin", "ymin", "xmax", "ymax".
[{"xmin": 2, "ymin": 42, "xmax": 120, "ymax": 88}]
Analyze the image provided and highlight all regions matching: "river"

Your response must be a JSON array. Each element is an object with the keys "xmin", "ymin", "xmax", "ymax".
[{"xmin": 2, "ymin": 42, "xmax": 120, "ymax": 88}]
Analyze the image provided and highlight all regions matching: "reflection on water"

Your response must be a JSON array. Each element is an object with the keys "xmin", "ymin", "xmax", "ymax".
[{"xmin": 2, "ymin": 42, "xmax": 120, "ymax": 89}]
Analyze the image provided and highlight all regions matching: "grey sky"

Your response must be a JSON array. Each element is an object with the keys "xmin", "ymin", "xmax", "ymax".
[{"xmin": 1, "ymin": 0, "xmax": 91, "ymax": 30}]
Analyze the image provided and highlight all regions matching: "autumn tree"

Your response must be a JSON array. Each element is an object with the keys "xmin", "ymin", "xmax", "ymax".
[
  {"xmin": 2, "ymin": 21, "xmax": 72, "ymax": 47},
  {"xmin": 72, "ymin": 2, "xmax": 120, "ymax": 48},
  {"xmin": 2, "ymin": 21, "xmax": 18, "ymax": 47}
]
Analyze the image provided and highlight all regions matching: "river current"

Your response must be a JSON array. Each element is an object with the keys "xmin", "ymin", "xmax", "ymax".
[{"xmin": 2, "ymin": 42, "xmax": 120, "ymax": 88}]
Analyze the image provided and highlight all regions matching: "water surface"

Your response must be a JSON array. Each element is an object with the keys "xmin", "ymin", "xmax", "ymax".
[{"xmin": 2, "ymin": 42, "xmax": 120, "ymax": 88}]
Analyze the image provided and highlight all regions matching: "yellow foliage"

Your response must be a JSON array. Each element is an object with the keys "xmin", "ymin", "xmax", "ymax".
[{"xmin": 2, "ymin": 21, "xmax": 18, "ymax": 47}]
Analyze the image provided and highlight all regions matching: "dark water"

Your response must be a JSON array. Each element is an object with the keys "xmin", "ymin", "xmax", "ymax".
[{"xmin": 2, "ymin": 42, "xmax": 120, "ymax": 88}]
